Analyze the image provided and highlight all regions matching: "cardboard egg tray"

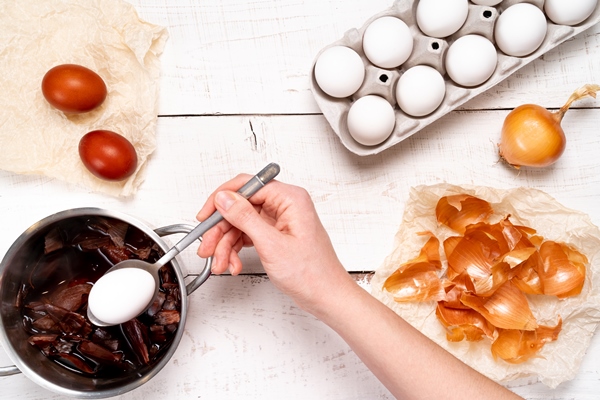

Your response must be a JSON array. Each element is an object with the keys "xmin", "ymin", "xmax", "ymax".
[{"xmin": 310, "ymin": 0, "xmax": 600, "ymax": 156}]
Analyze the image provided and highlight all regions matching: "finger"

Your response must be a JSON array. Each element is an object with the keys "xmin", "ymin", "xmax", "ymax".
[
  {"xmin": 227, "ymin": 236, "xmax": 245, "ymax": 276},
  {"xmin": 197, "ymin": 200, "xmax": 262, "ymax": 259},
  {"xmin": 213, "ymin": 190, "xmax": 280, "ymax": 248},
  {"xmin": 197, "ymin": 219, "xmax": 233, "ymax": 258},
  {"xmin": 197, "ymin": 175, "xmax": 289, "ymax": 222},
  {"xmin": 196, "ymin": 173, "xmax": 254, "ymax": 221},
  {"xmin": 212, "ymin": 227, "xmax": 243, "ymax": 274}
]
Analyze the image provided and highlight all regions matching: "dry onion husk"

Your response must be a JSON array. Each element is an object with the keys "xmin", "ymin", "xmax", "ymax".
[
  {"xmin": 383, "ymin": 233, "xmax": 446, "ymax": 302},
  {"xmin": 435, "ymin": 194, "xmax": 494, "ymax": 234},
  {"xmin": 460, "ymin": 281, "xmax": 538, "ymax": 331},
  {"xmin": 436, "ymin": 301, "xmax": 496, "ymax": 342},
  {"xmin": 490, "ymin": 318, "xmax": 562, "ymax": 364},
  {"xmin": 371, "ymin": 184, "xmax": 600, "ymax": 388},
  {"xmin": 438, "ymin": 196, "xmax": 583, "ymax": 351},
  {"xmin": 384, "ymin": 196, "xmax": 572, "ymax": 355}
]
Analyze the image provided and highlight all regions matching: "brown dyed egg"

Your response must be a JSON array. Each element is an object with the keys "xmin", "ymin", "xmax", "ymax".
[
  {"xmin": 79, "ymin": 130, "xmax": 138, "ymax": 181},
  {"xmin": 42, "ymin": 64, "xmax": 107, "ymax": 113}
]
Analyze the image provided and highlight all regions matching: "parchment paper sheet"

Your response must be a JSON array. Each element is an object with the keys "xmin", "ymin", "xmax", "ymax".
[
  {"xmin": 371, "ymin": 184, "xmax": 600, "ymax": 388},
  {"xmin": 0, "ymin": 0, "xmax": 168, "ymax": 196}
]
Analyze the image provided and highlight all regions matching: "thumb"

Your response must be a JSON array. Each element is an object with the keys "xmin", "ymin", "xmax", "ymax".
[{"xmin": 214, "ymin": 190, "xmax": 274, "ymax": 242}]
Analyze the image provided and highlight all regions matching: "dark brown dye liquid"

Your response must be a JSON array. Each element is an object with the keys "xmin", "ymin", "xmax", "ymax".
[{"xmin": 19, "ymin": 216, "xmax": 181, "ymax": 378}]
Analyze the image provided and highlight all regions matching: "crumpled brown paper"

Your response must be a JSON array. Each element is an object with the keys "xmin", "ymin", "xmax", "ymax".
[
  {"xmin": 371, "ymin": 184, "xmax": 600, "ymax": 388},
  {"xmin": 0, "ymin": 0, "xmax": 168, "ymax": 196}
]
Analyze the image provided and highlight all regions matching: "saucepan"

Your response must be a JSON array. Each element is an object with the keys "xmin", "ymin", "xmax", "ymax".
[{"xmin": 0, "ymin": 208, "xmax": 212, "ymax": 398}]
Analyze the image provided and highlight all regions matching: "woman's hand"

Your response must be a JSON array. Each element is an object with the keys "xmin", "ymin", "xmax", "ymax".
[{"xmin": 196, "ymin": 175, "xmax": 354, "ymax": 313}]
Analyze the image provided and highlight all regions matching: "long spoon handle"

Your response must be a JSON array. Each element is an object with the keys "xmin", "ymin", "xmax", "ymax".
[{"xmin": 155, "ymin": 163, "xmax": 281, "ymax": 268}]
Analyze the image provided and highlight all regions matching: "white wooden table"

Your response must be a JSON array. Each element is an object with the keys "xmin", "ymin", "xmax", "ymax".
[{"xmin": 2, "ymin": 0, "xmax": 600, "ymax": 398}]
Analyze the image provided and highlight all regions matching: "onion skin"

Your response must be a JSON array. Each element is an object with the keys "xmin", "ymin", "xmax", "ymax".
[
  {"xmin": 499, "ymin": 105, "xmax": 565, "ymax": 168},
  {"xmin": 383, "ymin": 234, "xmax": 446, "ymax": 302},
  {"xmin": 436, "ymin": 302, "xmax": 496, "ymax": 342},
  {"xmin": 491, "ymin": 318, "xmax": 562, "ymax": 364},
  {"xmin": 386, "ymin": 192, "xmax": 591, "ymax": 364},
  {"xmin": 498, "ymin": 84, "xmax": 600, "ymax": 168},
  {"xmin": 435, "ymin": 195, "xmax": 494, "ymax": 234}
]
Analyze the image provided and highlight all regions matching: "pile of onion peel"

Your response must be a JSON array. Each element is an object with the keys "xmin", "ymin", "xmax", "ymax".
[
  {"xmin": 383, "ymin": 194, "xmax": 588, "ymax": 364},
  {"xmin": 498, "ymin": 84, "xmax": 600, "ymax": 169}
]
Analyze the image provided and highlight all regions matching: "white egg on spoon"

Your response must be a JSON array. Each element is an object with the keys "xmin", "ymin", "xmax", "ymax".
[
  {"xmin": 87, "ymin": 268, "xmax": 156, "ymax": 326},
  {"xmin": 314, "ymin": 46, "xmax": 365, "ymax": 98},
  {"xmin": 494, "ymin": 3, "xmax": 547, "ymax": 57},
  {"xmin": 545, "ymin": 0, "xmax": 598, "ymax": 26},
  {"xmin": 362, "ymin": 16, "xmax": 413, "ymax": 69}
]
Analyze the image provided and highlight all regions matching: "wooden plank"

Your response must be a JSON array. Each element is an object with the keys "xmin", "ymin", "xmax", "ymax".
[
  {"xmin": 1, "ymin": 111, "xmax": 599, "ymax": 276},
  {"xmin": 125, "ymin": 0, "xmax": 600, "ymax": 115},
  {"xmin": 1, "ymin": 274, "xmax": 599, "ymax": 399}
]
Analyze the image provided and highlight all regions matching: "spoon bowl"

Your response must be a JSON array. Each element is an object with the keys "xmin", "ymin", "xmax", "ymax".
[
  {"xmin": 87, "ymin": 163, "xmax": 281, "ymax": 326},
  {"xmin": 87, "ymin": 260, "xmax": 160, "ymax": 326}
]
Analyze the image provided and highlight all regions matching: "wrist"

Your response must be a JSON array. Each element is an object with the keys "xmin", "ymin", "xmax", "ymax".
[{"xmin": 299, "ymin": 268, "xmax": 365, "ymax": 324}]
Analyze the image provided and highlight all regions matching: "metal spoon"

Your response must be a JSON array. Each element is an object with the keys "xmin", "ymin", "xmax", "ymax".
[{"xmin": 87, "ymin": 162, "xmax": 281, "ymax": 326}]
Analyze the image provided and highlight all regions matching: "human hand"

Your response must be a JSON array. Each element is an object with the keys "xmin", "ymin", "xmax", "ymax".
[{"xmin": 196, "ymin": 174, "xmax": 354, "ymax": 313}]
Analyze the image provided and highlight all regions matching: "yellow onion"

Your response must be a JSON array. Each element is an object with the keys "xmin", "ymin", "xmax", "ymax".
[
  {"xmin": 499, "ymin": 84, "xmax": 600, "ymax": 168},
  {"xmin": 491, "ymin": 318, "xmax": 562, "ymax": 364}
]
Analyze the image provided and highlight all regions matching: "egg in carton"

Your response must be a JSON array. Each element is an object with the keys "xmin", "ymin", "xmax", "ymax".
[{"xmin": 310, "ymin": 0, "xmax": 600, "ymax": 156}]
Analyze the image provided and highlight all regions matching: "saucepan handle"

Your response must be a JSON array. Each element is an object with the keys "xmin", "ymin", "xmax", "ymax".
[
  {"xmin": 0, "ymin": 365, "xmax": 20, "ymax": 376},
  {"xmin": 154, "ymin": 224, "xmax": 213, "ymax": 296}
]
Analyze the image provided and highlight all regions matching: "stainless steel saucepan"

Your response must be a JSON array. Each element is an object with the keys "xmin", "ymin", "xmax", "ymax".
[{"xmin": 0, "ymin": 208, "xmax": 212, "ymax": 398}]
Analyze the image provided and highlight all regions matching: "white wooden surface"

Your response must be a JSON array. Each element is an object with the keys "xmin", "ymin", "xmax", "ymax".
[{"xmin": 1, "ymin": 0, "xmax": 600, "ymax": 398}]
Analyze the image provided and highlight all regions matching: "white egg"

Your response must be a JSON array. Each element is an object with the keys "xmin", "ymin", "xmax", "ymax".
[
  {"xmin": 445, "ymin": 35, "xmax": 497, "ymax": 87},
  {"xmin": 314, "ymin": 46, "xmax": 365, "ymax": 98},
  {"xmin": 396, "ymin": 65, "xmax": 445, "ymax": 117},
  {"xmin": 494, "ymin": 3, "xmax": 547, "ymax": 57},
  {"xmin": 347, "ymin": 95, "xmax": 395, "ymax": 146},
  {"xmin": 545, "ymin": 0, "xmax": 597, "ymax": 26},
  {"xmin": 470, "ymin": 0, "xmax": 502, "ymax": 5},
  {"xmin": 416, "ymin": 0, "xmax": 469, "ymax": 38},
  {"xmin": 362, "ymin": 16, "xmax": 413, "ymax": 69},
  {"xmin": 88, "ymin": 268, "xmax": 156, "ymax": 325}
]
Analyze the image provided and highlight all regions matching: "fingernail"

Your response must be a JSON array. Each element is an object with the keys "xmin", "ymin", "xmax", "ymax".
[
  {"xmin": 215, "ymin": 191, "xmax": 236, "ymax": 211},
  {"xmin": 228, "ymin": 263, "xmax": 237, "ymax": 276}
]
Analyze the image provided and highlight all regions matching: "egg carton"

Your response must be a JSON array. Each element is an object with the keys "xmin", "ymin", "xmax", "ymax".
[{"xmin": 310, "ymin": 0, "xmax": 600, "ymax": 156}]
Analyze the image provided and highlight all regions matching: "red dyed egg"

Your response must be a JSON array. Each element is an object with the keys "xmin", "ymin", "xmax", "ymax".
[
  {"xmin": 42, "ymin": 64, "xmax": 107, "ymax": 113},
  {"xmin": 79, "ymin": 130, "xmax": 138, "ymax": 181}
]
